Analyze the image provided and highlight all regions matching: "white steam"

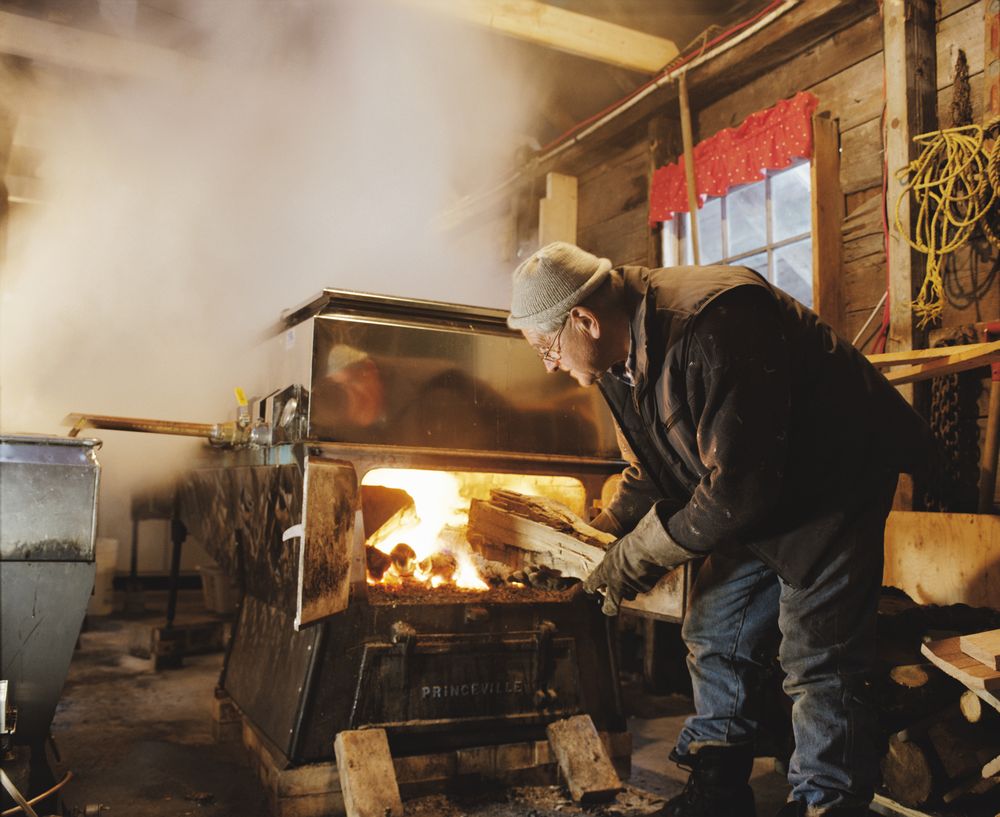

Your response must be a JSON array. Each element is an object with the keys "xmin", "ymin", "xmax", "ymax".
[{"xmin": 0, "ymin": 0, "xmax": 536, "ymax": 551}]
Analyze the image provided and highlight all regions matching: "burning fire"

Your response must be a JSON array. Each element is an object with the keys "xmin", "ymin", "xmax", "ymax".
[{"xmin": 363, "ymin": 468, "xmax": 488, "ymax": 591}]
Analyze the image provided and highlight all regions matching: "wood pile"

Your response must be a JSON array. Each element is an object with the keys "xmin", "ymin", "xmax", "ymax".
[{"xmin": 878, "ymin": 626, "xmax": 1000, "ymax": 810}]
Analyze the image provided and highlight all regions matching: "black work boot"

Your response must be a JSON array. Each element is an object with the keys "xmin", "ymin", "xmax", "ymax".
[{"xmin": 658, "ymin": 745, "xmax": 757, "ymax": 817}]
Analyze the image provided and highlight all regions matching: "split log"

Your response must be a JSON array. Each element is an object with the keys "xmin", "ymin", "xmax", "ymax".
[
  {"xmin": 881, "ymin": 735, "xmax": 935, "ymax": 808},
  {"xmin": 881, "ymin": 704, "xmax": 1000, "ymax": 808},
  {"xmin": 488, "ymin": 490, "xmax": 614, "ymax": 549},
  {"xmin": 961, "ymin": 689, "xmax": 1000, "ymax": 726},
  {"xmin": 468, "ymin": 491, "xmax": 686, "ymax": 619},
  {"xmin": 874, "ymin": 663, "xmax": 964, "ymax": 734}
]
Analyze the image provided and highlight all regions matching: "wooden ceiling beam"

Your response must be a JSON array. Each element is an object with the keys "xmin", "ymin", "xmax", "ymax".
[
  {"xmin": 400, "ymin": 0, "xmax": 679, "ymax": 74},
  {"xmin": 0, "ymin": 10, "xmax": 198, "ymax": 79}
]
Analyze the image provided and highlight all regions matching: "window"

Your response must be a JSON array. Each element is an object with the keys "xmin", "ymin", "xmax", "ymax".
[{"xmin": 661, "ymin": 160, "xmax": 813, "ymax": 308}]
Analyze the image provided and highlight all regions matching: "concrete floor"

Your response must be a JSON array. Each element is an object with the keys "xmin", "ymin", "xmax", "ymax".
[{"xmin": 48, "ymin": 590, "xmax": 791, "ymax": 817}]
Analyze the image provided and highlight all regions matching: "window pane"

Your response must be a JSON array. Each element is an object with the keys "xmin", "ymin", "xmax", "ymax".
[
  {"xmin": 774, "ymin": 237, "xmax": 813, "ymax": 308},
  {"xmin": 733, "ymin": 250, "xmax": 768, "ymax": 278},
  {"xmin": 771, "ymin": 162, "xmax": 812, "ymax": 242},
  {"xmin": 726, "ymin": 180, "xmax": 767, "ymax": 257},
  {"xmin": 695, "ymin": 197, "xmax": 723, "ymax": 265}
]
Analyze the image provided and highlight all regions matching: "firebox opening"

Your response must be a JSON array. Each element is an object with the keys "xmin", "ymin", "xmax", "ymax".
[{"xmin": 360, "ymin": 468, "xmax": 587, "ymax": 602}]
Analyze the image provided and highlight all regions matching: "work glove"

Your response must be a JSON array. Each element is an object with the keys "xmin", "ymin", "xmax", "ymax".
[{"xmin": 583, "ymin": 503, "xmax": 697, "ymax": 616}]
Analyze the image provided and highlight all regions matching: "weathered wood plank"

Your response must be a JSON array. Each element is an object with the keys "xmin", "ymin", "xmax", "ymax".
[
  {"xmin": 578, "ymin": 143, "xmax": 649, "ymax": 232},
  {"xmin": 884, "ymin": 0, "xmax": 937, "ymax": 377},
  {"xmin": 842, "ymin": 193, "xmax": 883, "ymax": 241},
  {"xmin": 546, "ymin": 715, "xmax": 623, "ymax": 803},
  {"xmin": 698, "ymin": 12, "xmax": 882, "ymax": 138},
  {"xmin": 937, "ymin": 1, "xmax": 985, "ymax": 90},
  {"xmin": 538, "ymin": 172, "xmax": 578, "ymax": 246},
  {"xmin": 840, "ymin": 118, "xmax": 882, "ymax": 195},
  {"xmin": 940, "ymin": 0, "xmax": 980, "ymax": 22},
  {"xmin": 883, "ymin": 511, "xmax": 1000, "ymax": 609},
  {"xmin": 960, "ymin": 629, "xmax": 1000, "ymax": 671},
  {"xmin": 938, "ymin": 70, "xmax": 983, "ymax": 127},
  {"xmin": 843, "ymin": 232, "xmax": 885, "ymax": 264},
  {"xmin": 334, "ymin": 729, "xmax": 403, "ymax": 817},
  {"xmin": 577, "ymin": 207, "xmax": 649, "ymax": 268},
  {"xmin": 846, "ymin": 305, "xmax": 884, "ymax": 350},
  {"xmin": 810, "ymin": 51, "xmax": 884, "ymax": 132},
  {"xmin": 844, "ymin": 250, "xmax": 887, "ymax": 316}
]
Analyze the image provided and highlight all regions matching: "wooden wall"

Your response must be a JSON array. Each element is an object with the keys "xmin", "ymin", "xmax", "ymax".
[
  {"xmin": 558, "ymin": 0, "xmax": 996, "ymax": 342},
  {"xmin": 537, "ymin": 1, "xmax": 998, "ymax": 508}
]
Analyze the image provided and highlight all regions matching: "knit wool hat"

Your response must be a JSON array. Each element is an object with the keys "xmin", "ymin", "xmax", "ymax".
[{"xmin": 507, "ymin": 242, "xmax": 613, "ymax": 331}]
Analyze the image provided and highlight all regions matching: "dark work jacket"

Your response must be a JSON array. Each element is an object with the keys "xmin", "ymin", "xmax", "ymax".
[{"xmin": 599, "ymin": 265, "xmax": 932, "ymax": 588}]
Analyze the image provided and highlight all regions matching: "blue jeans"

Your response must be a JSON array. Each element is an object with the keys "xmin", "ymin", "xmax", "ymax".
[{"xmin": 675, "ymin": 477, "xmax": 896, "ymax": 812}]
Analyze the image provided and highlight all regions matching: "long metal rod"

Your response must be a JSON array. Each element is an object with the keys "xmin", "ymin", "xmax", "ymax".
[{"xmin": 65, "ymin": 413, "xmax": 215, "ymax": 439}]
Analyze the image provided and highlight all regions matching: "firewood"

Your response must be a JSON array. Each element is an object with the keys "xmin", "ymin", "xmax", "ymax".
[
  {"xmin": 890, "ymin": 664, "xmax": 931, "ymax": 688},
  {"xmin": 875, "ymin": 664, "xmax": 963, "ymax": 735},
  {"xmin": 365, "ymin": 546, "xmax": 391, "ymax": 580},
  {"xmin": 365, "ymin": 502, "xmax": 418, "ymax": 551},
  {"xmin": 488, "ymin": 489, "xmax": 615, "ymax": 549},
  {"xmin": 468, "ymin": 497, "xmax": 605, "ymax": 579},
  {"xmin": 418, "ymin": 551, "xmax": 457, "ymax": 581},
  {"xmin": 960, "ymin": 689, "xmax": 1000, "ymax": 725},
  {"xmin": 881, "ymin": 735, "xmax": 935, "ymax": 807},
  {"xmin": 389, "ymin": 543, "xmax": 416, "ymax": 576},
  {"xmin": 467, "ymin": 492, "xmax": 686, "ymax": 619}
]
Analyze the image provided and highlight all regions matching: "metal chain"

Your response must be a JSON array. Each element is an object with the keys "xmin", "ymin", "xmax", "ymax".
[{"xmin": 922, "ymin": 329, "xmax": 984, "ymax": 512}]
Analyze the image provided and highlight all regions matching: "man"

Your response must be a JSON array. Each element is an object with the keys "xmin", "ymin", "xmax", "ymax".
[{"xmin": 507, "ymin": 242, "xmax": 932, "ymax": 817}]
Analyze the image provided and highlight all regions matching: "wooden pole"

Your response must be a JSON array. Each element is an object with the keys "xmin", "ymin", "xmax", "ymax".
[
  {"xmin": 882, "ymin": 0, "xmax": 936, "ymax": 374},
  {"xmin": 678, "ymin": 72, "xmax": 700, "ymax": 264}
]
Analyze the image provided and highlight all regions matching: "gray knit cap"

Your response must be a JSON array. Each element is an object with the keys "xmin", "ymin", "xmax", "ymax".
[{"xmin": 507, "ymin": 242, "xmax": 613, "ymax": 331}]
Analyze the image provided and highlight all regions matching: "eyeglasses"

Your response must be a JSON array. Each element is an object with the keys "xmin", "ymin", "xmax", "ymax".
[{"xmin": 537, "ymin": 322, "xmax": 565, "ymax": 367}]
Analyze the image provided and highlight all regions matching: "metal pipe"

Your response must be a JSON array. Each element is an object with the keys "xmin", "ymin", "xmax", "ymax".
[{"xmin": 65, "ymin": 413, "xmax": 216, "ymax": 439}]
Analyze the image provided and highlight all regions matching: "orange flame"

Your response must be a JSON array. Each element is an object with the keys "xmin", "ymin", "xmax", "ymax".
[{"xmin": 363, "ymin": 468, "xmax": 488, "ymax": 591}]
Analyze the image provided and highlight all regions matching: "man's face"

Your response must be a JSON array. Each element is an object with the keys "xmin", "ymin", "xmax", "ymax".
[
  {"xmin": 523, "ymin": 320, "xmax": 604, "ymax": 387},
  {"xmin": 327, "ymin": 358, "xmax": 384, "ymax": 427}
]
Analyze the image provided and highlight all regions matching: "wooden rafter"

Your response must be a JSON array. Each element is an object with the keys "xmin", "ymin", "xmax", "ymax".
[
  {"xmin": 398, "ymin": 0, "xmax": 679, "ymax": 74},
  {"xmin": 0, "ymin": 10, "xmax": 199, "ymax": 79}
]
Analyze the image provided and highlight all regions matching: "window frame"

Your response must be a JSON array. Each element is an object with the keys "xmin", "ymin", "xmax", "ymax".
[{"xmin": 661, "ymin": 159, "xmax": 814, "ymax": 307}]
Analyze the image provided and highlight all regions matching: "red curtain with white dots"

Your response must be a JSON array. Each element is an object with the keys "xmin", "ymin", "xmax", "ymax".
[{"xmin": 648, "ymin": 91, "xmax": 820, "ymax": 224}]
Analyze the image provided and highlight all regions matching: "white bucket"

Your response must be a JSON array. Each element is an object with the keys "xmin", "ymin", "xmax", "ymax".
[{"xmin": 87, "ymin": 537, "xmax": 119, "ymax": 616}]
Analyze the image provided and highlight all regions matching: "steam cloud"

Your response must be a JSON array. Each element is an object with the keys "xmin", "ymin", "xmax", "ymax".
[{"xmin": 0, "ymin": 0, "xmax": 536, "ymax": 555}]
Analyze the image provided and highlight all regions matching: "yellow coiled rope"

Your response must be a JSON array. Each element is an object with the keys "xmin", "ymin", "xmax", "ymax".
[{"xmin": 894, "ymin": 117, "xmax": 1000, "ymax": 327}]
